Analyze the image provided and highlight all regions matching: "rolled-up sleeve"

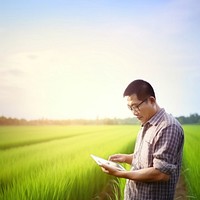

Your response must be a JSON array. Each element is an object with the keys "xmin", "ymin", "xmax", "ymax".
[{"xmin": 153, "ymin": 124, "xmax": 184, "ymax": 175}]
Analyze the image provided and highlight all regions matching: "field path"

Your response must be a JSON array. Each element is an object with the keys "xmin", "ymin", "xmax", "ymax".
[{"xmin": 174, "ymin": 175, "xmax": 187, "ymax": 200}]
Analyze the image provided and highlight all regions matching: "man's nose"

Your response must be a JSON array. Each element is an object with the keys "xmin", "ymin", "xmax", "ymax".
[{"xmin": 132, "ymin": 110, "xmax": 139, "ymax": 116}]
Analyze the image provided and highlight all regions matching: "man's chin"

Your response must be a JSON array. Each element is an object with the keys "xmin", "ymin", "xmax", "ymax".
[{"xmin": 137, "ymin": 117, "xmax": 143, "ymax": 121}]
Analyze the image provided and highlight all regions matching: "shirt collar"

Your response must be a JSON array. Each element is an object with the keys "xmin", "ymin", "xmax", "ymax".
[{"xmin": 143, "ymin": 108, "xmax": 165, "ymax": 127}]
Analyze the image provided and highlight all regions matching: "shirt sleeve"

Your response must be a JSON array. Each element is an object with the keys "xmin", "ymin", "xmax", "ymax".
[{"xmin": 153, "ymin": 123, "xmax": 184, "ymax": 175}]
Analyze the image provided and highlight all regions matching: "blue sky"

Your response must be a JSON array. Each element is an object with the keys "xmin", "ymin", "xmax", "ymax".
[{"xmin": 0, "ymin": 0, "xmax": 200, "ymax": 119}]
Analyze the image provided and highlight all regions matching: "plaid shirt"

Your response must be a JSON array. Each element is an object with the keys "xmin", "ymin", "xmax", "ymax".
[{"xmin": 124, "ymin": 108, "xmax": 184, "ymax": 200}]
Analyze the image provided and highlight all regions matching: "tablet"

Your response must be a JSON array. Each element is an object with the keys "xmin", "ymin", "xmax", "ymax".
[{"xmin": 90, "ymin": 154, "xmax": 125, "ymax": 171}]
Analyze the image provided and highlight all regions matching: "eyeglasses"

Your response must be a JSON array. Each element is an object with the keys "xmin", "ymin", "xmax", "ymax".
[{"xmin": 127, "ymin": 98, "xmax": 148, "ymax": 112}]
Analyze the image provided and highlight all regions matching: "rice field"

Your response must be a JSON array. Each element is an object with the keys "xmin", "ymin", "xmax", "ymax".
[
  {"xmin": 0, "ymin": 125, "xmax": 139, "ymax": 200},
  {"xmin": 182, "ymin": 125, "xmax": 200, "ymax": 199},
  {"xmin": 0, "ymin": 125, "xmax": 199, "ymax": 200}
]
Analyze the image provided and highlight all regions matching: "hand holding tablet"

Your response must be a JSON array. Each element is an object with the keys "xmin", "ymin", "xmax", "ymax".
[{"xmin": 90, "ymin": 154, "xmax": 126, "ymax": 171}]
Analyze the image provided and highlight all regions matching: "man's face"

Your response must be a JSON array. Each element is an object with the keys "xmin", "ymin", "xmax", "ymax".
[{"xmin": 127, "ymin": 94, "xmax": 154, "ymax": 124}]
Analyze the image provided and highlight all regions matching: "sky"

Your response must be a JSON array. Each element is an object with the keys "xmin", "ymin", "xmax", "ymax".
[{"xmin": 0, "ymin": 0, "xmax": 200, "ymax": 120}]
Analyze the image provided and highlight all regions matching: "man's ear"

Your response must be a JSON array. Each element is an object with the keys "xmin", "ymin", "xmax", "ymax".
[{"xmin": 149, "ymin": 96, "xmax": 156, "ymax": 104}]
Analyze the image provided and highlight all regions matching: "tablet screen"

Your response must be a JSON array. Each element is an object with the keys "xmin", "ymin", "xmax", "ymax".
[{"xmin": 91, "ymin": 154, "xmax": 125, "ymax": 171}]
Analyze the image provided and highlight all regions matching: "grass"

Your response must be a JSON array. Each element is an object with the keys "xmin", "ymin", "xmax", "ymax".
[
  {"xmin": 182, "ymin": 125, "xmax": 200, "ymax": 199},
  {"xmin": 0, "ymin": 125, "xmax": 199, "ymax": 200},
  {"xmin": 0, "ymin": 125, "xmax": 139, "ymax": 200}
]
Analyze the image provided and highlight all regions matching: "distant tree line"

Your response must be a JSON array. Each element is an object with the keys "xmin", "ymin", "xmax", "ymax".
[
  {"xmin": 176, "ymin": 113, "xmax": 200, "ymax": 124},
  {"xmin": 0, "ymin": 116, "xmax": 139, "ymax": 126},
  {"xmin": 0, "ymin": 113, "xmax": 200, "ymax": 126}
]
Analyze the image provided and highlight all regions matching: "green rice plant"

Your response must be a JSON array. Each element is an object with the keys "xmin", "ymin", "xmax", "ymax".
[
  {"xmin": 0, "ymin": 126, "xmax": 113, "ymax": 150},
  {"xmin": 183, "ymin": 125, "xmax": 200, "ymax": 199},
  {"xmin": 0, "ymin": 125, "xmax": 139, "ymax": 200}
]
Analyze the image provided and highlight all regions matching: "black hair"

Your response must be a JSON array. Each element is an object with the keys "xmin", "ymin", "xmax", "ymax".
[{"xmin": 123, "ymin": 79, "xmax": 156, "ymax": 100}]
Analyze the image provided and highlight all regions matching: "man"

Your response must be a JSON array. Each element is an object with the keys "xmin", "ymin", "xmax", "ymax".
[{"xmin": 101, "ymin": 79, "xmax": 184, "ymax": 200}]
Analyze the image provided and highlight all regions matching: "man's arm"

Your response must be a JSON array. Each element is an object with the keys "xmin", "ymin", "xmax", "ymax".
[{"xmin": 101, "ymin": 164, "xmax": 170, "ymax": 182}]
